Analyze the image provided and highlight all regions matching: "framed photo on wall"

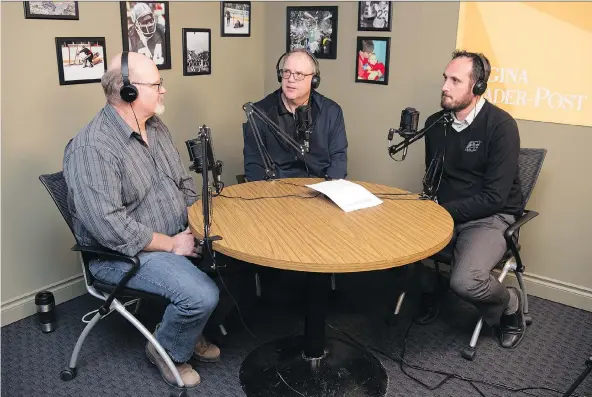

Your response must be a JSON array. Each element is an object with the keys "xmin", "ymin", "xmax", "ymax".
[
  {"xmin": 24, "ymin": 1, "xmax": 79, "ymax": 20},
  {"xmin": 357, "ymin": 1, "xmax": 392, "ymax": 32},
  {"xmin": 221, "ymin": 1, "xmax": 251, "ymax": 37},
  {"xmin": 120, "ymin": 1, "xmax": 171, "ymax": 69},
  {"xmin": 355, "ymin": 36, "xmax": 390, "ymax": 85},
  {"xmin": 55, "ymin": 37, "xmax": 107, "ymax": 85},
  {"xmin": 183, "ymin": 29, "xmax": 211, "ymax": 76},
  {"xmin": 286, "ymin": 6, "xmax": 338, "ymax": 59}
]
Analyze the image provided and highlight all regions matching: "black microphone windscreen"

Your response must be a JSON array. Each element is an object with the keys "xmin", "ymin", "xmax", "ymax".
[{"xmin": 295, "ymin": 105, "xmax": 312, "ymax": 131}]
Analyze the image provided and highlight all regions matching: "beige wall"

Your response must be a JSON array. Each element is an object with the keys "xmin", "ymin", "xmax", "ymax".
[
  {"xmin": 264, "ymin": 2, "xmax": 592, "ymax": 309},
  {"xmin": 2, "ymin": 1, "xmax": 591, "ymax": 325},
  {"xmin": 1, "ymin": 1, "xmax": 266, "ymax": 323}
]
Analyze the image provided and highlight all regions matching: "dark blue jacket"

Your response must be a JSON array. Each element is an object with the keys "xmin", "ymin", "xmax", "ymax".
[{"xmin": 243, "ymin": 89, "xmax": 348, "ymax": 181}]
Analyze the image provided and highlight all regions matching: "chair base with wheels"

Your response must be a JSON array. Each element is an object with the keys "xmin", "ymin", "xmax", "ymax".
[{"xmin": 40, "ymin": 172, "xmax": 191, "ymax": 396}]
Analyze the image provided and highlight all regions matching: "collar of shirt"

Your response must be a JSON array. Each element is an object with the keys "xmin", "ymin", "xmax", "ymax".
[
  {"xmin": 104, "ymin": 102, "xmax": 158, "ymax": 141},
  {"xmin": 451, "ymin": 97, "xmax": 486, "ymax": 132},
  {"xmin": 277, "ymin": 91, "xmax": 294, "ymax": 116}
]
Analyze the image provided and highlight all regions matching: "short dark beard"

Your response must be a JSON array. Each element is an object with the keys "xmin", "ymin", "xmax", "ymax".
[{"xmin": 440, "ymin": 90, "xmax": 473, "ymax": 112}]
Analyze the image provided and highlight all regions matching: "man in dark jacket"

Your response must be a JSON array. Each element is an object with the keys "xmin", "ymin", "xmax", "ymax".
[
  {"xmin": 243, "ymin": 49, "xmax": 348, "ymax": 181},
  {"xmin": 417, "ymin": 50, "xmax": 526, "ymax": 349}
]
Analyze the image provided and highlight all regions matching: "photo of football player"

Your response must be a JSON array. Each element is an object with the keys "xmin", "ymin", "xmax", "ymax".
[{"xmin": 121, "ymin": 2, "xmax": 171, "ymax": 69}]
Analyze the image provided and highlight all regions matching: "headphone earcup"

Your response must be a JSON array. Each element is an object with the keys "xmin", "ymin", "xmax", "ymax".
[
  {"xmin": 276, "ymin": 69, "xmax": 283, "ymax": 83},
  {"xmin": 120, "ymin": 83, "xmax": 139, "ymax": 103},
  {"xmin": 311, "ymin": 74, "xmax": 321, "ymax": 89},
  {"xmin": 473, "ymin": 80, "xmax": 487, "ymax": 96}
]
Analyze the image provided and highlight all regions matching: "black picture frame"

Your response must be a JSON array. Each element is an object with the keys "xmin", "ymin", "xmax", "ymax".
[
  {"xmin": 24, "ymin": 1, "xmax": 79, "ymax": 20},
  {"xmin": 355, "ymin": 36, "xmax": 390, "ymax": 85},
  {"xmin": 55, "ymin": 37, "xmax": 107, "ymax": 86},
  {"xmin": 220, "ymin": 1, "xmax": 251, "ymax": 37},
  {"xmin": 357, "ymin": 1, "xmax": 392, "ymax": 32},
  {"xmin": 120, "ymin": 1, "xmax": 171, "ymax": 70},
  {"xmin": 286, "ymin": 6, "xmax": 338, "ymax": 60},
  {"xmin": 182, "ymin": 28, "xmax": 212, "ymax": 76}
]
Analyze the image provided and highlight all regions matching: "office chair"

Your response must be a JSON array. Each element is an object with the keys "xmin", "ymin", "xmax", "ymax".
[
  {"xmin": 39, "ymin": 171, "xmax": 192, "ymax": 397},
  {"xmin": 389, "ymin": 148, "xmax": 547, "ymax": 361}
]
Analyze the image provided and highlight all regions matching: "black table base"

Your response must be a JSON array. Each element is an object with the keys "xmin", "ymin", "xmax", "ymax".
[{"xmin": 239, "ymin": 335, "xmax": 388, "ymax": 397}]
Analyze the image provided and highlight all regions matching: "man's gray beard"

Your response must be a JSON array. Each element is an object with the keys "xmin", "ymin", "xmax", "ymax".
[
  {"xmin": 155, "ymin": 103, "xmax": 165, "ymax": 115},
  {"xmin": 441, "ymin": 94, "xmax": 472, "ymax": 113}
]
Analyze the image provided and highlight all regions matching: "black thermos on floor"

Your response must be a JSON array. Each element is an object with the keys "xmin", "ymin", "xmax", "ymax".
[{"xmin": 35, "ymin": 291, "xmax": 56, "ymax": 333}]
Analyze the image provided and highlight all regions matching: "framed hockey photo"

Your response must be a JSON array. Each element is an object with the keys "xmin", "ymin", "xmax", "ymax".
[
  {"xmin": 24, "ymin": 1, "xmax": 79, "ymax": 20},
  {"xmin": 287, "ymin": 6, "xmax": 338, "ymax": 59},
  {"xmin": 357, "ymin": 1, "xmax": 392, "ymax": 32},
  {"xmin": 221, "ymin": 1, "xmax": 251, "ymax": 37},
  {"xmin": 183, "ymin": 29, "xmax": 211, "ymax": 76},
  {"xmin": 120, "ymin": 1, "xmax": 171, "ymax": 70},
  {"xmin": 355, "ymin": 37, "xmax": 390, "ymax": 85},
  {"xmin": 55, "ymin": 37, "xmax": 107, "ymax": 85}
]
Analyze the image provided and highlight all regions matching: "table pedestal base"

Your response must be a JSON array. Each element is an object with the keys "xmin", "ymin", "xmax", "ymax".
[{"xmin": 239, "ymin": 335, "xmax": 387, "ymax": 397}]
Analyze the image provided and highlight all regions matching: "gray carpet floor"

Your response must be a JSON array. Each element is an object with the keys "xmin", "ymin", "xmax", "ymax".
[{"xmin": 2, "ymin": 269, "xmax": 592, "ymax": 397}]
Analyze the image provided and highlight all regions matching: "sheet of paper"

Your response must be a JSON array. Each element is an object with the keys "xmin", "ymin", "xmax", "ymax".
[{"xmin": 305, "ymin": 179, "xmax": 383, "ymax": 212}]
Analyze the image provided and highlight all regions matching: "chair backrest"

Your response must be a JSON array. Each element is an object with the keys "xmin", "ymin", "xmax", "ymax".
[
  {"xmin": 39, "ymin": 171, "xmax": 77, "ymax": 240},
  {"xmin": 518, "ymin": 148, "xmax": 547, "ymax": 208},
  {"xmin": 39, "ymin": 172, "xmax": 96, "ymax": 287}
]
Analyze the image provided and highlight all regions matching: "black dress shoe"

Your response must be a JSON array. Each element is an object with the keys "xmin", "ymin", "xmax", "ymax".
[
  {"xmin": 498, "ymin": 286, "xmax": 526, "ymax": 348},
  {"xmin": 413, "ymin": 293, "xmax": 440, "ymax": 325}
]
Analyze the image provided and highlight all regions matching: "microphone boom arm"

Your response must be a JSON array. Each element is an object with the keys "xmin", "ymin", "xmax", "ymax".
[
  {"xmin": 243, "ymin": 102, "xmax": 310, "ymax": 179},
  {"xmin": 388, "ymin": 111, "xmax": 453, "ymax": 161}
]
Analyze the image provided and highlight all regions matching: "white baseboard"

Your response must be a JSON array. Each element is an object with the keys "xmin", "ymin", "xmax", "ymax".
[
  {"xmin": 1, "ymin": 266, "xmax": 591, "ymax": 327},
  {"xmin": 426, "ymin": 261, "xmax": 592, "ymax": 312},
  {"xmin": 500, "ymin": 270, "xmax": 592, "ymax": 312},
  {"xmin": 1, "ymin": 274, "xmax": 87, "ymax": 327}
]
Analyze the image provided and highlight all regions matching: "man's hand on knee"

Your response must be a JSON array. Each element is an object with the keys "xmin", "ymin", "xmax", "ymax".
[{"xmin": 171, "ymin": 227, "xmax": 199, "ymax": 257}]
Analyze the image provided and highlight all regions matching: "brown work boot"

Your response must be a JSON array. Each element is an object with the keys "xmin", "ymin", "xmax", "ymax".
[
  {"xmin": 193, "ymin": 334, "xmax": 220, "ymax": 362},
  {"xmin": 146, "ymin": 341, "xmax": 200, "ymax": 388}
]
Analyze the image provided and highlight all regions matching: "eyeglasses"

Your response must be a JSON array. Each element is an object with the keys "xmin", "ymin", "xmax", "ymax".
[
  {"xmin": 132, "ymin": 77, "xmax": 164, "ymax": 92},
  {"xmin": 279, "ymin": 69, "xmax": 314, "ymax": 82}
]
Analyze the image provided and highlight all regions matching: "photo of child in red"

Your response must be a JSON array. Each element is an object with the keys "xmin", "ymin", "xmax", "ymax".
[
  {"xmin": 360, "ymin": 53, "xmax": 385, "ymax": 80},
  {"xmin": 356, "ymin": 38, "xmax": 389, "ymax": 84}
]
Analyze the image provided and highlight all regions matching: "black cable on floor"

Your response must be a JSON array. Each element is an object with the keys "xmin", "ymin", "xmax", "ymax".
[{"xmin": 326, "ymin": 322, "xmax": 582, "ymax": 397}]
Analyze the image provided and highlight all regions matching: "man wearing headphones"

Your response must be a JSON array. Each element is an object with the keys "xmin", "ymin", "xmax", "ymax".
[
  {"xmin": 417, "ymin": 50, "xmax": 525, "ymax": 349},
  {"xmin": 243, "ymin": 49, "xmax": 348, "ymax": 181},
  {"xmin": 63, "ymin": 52, "xmax": 220, "ymax": 388}
]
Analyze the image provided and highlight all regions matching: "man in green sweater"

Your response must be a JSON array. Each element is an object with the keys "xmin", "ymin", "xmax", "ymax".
[{"xmin": 417, "ymin": 50, "xmax": 526, "ymax": 349}]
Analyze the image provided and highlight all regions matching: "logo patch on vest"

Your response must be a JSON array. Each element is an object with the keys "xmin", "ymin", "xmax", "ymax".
[{"xmin": 465, "ymin": 140, "xmax": 482, "ymax": 152}]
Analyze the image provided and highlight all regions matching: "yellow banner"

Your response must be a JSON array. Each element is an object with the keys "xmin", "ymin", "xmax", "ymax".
[{"xmin": 456, "ymin": 2, "xmax": 591, "ymax": 127}]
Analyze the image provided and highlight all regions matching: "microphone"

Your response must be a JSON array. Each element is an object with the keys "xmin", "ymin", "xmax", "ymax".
[
  {"xmin": 387, "ymin": 108, "xmax": 452, "ymax": 161},
  {"xmin": 185, "ymin": 126, "xmax": 224, "ymax": 194},
  {"xmin": 295, "ymin": 104, "xmax": 312, "ymax": 153}
]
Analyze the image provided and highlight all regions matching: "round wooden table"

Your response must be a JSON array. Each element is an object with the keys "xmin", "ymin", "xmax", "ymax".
[{"xmin": 189, "ymin": 178, "xmax": 453, "ymax": 397}]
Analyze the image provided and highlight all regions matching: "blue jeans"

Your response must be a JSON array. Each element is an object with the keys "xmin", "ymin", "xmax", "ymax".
[{"xmin": 89, "ymin": 252, "xmax": 219, "ymax": 362}]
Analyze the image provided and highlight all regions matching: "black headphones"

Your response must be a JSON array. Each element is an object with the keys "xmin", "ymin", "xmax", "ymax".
[
  {"xmin": 276, "ymin": 50, "xmax": 321, "ymax": 89},
  {"xmin": 120, "ymin": 51, "xmax": 139, "ymax": 103},
  {"xmin": 472, "ymin": 53, "xmax": 490, "ymax": 96}
]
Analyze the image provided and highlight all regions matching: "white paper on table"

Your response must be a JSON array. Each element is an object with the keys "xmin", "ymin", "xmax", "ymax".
[{"xmin": 305, "ymin": 179, "xmax": 383, "ymax": 212}]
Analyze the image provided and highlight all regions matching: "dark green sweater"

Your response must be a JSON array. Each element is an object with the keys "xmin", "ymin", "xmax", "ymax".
[{"xmin": 424, "ymin": 101, "xmax": 524, "ymax": 223}]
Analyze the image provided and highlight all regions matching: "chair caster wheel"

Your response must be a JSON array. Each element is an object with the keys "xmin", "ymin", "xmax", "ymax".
[
  {"xmin": 60, "ymin": 368, "xmax": 77, "ymax": 381},
  {"xmin": 461, "ymin": 347, "xmax": 476, "ymax": 361},
  {"xmin": 169, "ymin": 389, "xmax": 188, "ymax": 397},
  {"xmin": 524, "ymin": 314, "xmax": 533, "ymax": 326}
]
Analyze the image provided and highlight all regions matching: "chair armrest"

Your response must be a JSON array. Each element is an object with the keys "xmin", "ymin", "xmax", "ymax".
[
  {"xmin": 504, "ymin": 210, "xmax": 539, "ymax": 243},
  {"xmin": 72, "ymin": 245, "xmax": 141, "ymax": 315}
]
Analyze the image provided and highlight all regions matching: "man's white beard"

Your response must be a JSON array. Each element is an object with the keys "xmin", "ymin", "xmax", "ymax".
[{"xmin": 155, "ymin": 103, "xmax": 165, "ymax": 115}]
